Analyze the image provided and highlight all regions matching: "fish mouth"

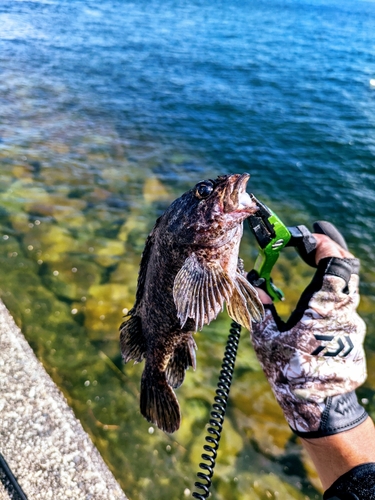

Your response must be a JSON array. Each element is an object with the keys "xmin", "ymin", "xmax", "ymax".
[{"xmin": 223, "ymin": 173, "xmax": 258, "ymax": 214}]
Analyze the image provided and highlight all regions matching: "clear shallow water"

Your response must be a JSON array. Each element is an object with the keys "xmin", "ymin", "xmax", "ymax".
[{"xmin": 1, "ymin": 0, "xmax": 375, "ymax": 499}]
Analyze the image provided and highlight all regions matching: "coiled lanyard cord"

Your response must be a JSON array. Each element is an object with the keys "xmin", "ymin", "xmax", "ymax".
[
  {"xmin": 192, "ymin": 321, "xmax": 241, "ymax": 499},
  {"xmin": 0, "ymin": 452, "xmax": 28, "ymax": 500}
]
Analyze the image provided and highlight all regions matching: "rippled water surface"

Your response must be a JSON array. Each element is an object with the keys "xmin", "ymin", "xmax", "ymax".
[{"xmin": 1, "ymin": 0, "xmax": 375, "ymax": 499}]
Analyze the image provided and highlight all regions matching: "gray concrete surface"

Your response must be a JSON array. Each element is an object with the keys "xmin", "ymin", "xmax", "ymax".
[
  {"xmin": 0, "ymin": 300, "xmax": 128, "ymax": 500},
  {"xmin": 0, "ymin": 485, "xmax": 9, "ymax": 500}
]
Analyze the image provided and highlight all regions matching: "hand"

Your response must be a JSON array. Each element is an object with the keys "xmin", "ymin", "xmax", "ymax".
[
  {"xmin": 250, "ymin": 232, "xmax": 367, "ymax": 437},
  {"xmin": 256, "ymin": 233, "xmax": 355, "ymax": 306}
]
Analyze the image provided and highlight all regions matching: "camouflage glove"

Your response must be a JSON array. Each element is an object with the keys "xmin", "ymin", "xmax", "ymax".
[{"xmin": 249, "ymin": 257, "xmax": 368, "ymax": 437}]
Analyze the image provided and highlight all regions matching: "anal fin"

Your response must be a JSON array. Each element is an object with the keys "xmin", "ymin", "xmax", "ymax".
[{"xmin": 166, "ymin": 336, "xmax": 197, "ymax": 389}]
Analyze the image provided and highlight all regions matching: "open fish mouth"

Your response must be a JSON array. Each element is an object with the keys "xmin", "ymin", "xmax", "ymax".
[{"xmin": 223, "ymin": 173, "xmax": 258, "ymax": 213}]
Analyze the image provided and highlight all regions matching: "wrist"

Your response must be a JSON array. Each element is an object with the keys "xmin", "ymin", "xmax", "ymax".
[{"xmin": 301, "ymin": 417, "xmax": 375, "ymax": 490}]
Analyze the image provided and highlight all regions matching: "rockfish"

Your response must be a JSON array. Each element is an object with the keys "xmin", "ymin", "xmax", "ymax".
[{"xmin": 120, "ymin": 173, "xmax": 263, "ymax": 433}]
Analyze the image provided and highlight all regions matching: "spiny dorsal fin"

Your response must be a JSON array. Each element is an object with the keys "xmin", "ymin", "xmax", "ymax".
[
  {"xmin": 226, "ymin": 272, "xmax": 264, "ymax": 331},
  {"xmin": 134, "ymin": 216, "xmax": 162, "ymax": 306},
  {"xmin": 173, "ymin": 253, "xmax": 233, "ymax": 331},
  {"xmin": 120, "ymin": 218, "xmax": 161, "ymax": 364}
]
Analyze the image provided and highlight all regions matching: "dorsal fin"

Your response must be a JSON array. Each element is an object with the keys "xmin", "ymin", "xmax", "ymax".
[
  {"xmin": 120, "ymin": 218, "xmax": 162, "ymax": 363},
  {"xmin": 134, "ymin": 216, "xmax": 162, "ymax": 306}
]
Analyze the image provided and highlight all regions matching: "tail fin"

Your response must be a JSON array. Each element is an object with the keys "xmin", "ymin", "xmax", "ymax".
[{"xmin": 140, "ymin": 365, "xmax": 181, "ymax": 433}]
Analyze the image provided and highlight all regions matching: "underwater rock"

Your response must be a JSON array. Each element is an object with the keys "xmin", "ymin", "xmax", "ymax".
[
  {"xmin": 92, "ymin": 239, "xmax": 125, "ymax": 268},
  {"xmin": 363, "ymin": 351, "xmax": 375, "ymax": 388},
  {"xmin": 172, "ymin": 397, "xmax": 209, "ymax": 443},
  {"xmin": 216, "ymin": 470, "xmax": 310, "ymax": 500},
  {"xmin": 0, "ymin": 174, "xmax": 14, "ymax": 194},
  {"xmin": 10, "ymin": 212, "xmax": 31, "ymax": 233},
  {"xmin": 23, "ymin": 224, "xmax": 79, "ymax": 263},
  {"xmin": 101, "ymin": 166, "xmax": 130, "ymax": 183},
  {"xmin": 40, "ymin": 258, "xmax": 102, "ymax": 302},
  {"xmin": 41, "ymin": 163, "xmax": 98, "ymax": 189},
  {"xmin": 46, "ymin": 192, "xmax": 87, "ymax": 227},
  {"xmin": 50, "ymin": 142, "xmax": 70, "ymax": 155},
  {"xmin": 0, "ymin": 180, "xmax": 41, "ymax": 216},
  {"xmin": 21, "ymin": 183, "xmax": 51, "ymax": 209},
  {"xmin": 118, "ymin": 214, "xmax": 149, "ymax": 244},
  {"xmin": 189, "ymin": 417, "xmax": 243, "ymax": 469},
  {"xmin": 12, "ymin": 164, "xmax": 34, "ymax": 179},
  {"xmin": 0, "ymin": 236, "xmax": 40, "ymax": 322},
  {"xmin": 142, "ymin": 177, "xmax": 171, "ymax": 204},
  {"xmin": 231, "ymin": 374, "xmax": 292, "ymax": 458},
  {"xmin": 84, "ymin": 283, "xmax": 132, "ymax": 340},
  {"xmin": 109, "ymin": 261, "xmax": 138, "ymax": 297}
]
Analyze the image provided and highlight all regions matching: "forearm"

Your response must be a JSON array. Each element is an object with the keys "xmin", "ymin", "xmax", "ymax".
[
  {"xmin": 300, "ymin": 416, "xmax": 375, "ymax": 490},
  {"xmin": 251, "ymin": 232, "xmax": 375, "ymax": 496}
]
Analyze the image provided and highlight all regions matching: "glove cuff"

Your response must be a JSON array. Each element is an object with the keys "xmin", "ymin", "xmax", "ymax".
[
  {"xmin": 320, "ymin": 257, "xmax": 360, "ymax": 287},
  {"xmin": 292, "ymin": 391, "xmax": 368, "ymax": 439}
]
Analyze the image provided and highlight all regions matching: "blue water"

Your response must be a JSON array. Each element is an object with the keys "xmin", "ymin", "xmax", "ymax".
[
  {"xmin": 1, "ymin": 1, "xmax": 375, "ymax": 498},
  {"xmin": 2, "ymin": 5, "xmax": 375, "ymax": 195},
  {"xmin": 2, "ymin": 1, "xmax": 375, "ymax": 261}
]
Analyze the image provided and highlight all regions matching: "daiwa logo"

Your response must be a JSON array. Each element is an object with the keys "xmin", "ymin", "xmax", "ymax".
[
  {"xmin": 311, "ymin": 334, "xmax": 354, "ymax": 357},
  {"xmin": 333, "ymin": 394, "xmax": 358, "ymax": 416}
]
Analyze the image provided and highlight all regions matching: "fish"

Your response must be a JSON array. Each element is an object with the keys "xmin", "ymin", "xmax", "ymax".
[{"xmin": 120, "ymin": 173, "xmax": 264, "ymax": 433}]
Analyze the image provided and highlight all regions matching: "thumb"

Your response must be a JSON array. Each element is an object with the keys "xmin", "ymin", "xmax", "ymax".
[
  {"xmin": 254, "ymin": 286, "xmax": 273, "ymax": 305},
  {"xmin": 314, "ymin": 233, "xmax": 354, "ymax": 263}
]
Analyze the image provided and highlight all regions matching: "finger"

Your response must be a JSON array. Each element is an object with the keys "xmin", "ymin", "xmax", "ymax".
[
  {"xmin": 254, "ymin": 286, "xmax": 273, "ymax": 305},
  {"xmin": 313, "ymin": 233, "xmax": 354, "ymax": 264}
]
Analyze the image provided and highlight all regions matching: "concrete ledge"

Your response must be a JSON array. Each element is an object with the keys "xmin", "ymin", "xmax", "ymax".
[{"xmin": 0, "ymin": 300, "xmax": 127, "ymax": 500}]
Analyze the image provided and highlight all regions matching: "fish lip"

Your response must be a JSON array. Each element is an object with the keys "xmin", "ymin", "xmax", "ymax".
[{"xmin": 224, "ymin": 173, "xmax": 257, "ymax": 213}]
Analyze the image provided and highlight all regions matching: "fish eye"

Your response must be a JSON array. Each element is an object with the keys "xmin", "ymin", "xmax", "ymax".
[{"xmin": 194, "ymin": 180, "xmax": 214, "ymax": 199}]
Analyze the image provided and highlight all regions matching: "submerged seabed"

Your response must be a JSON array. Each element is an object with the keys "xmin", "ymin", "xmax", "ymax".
[
  {"xmin": 1, "ymin": 116, "xmax": 375, "ymax": 500},
  {"xmin": 0, "ymin": 137, "xmax": 323, "ymax": 500},
  {"xmin": 1, "ymin": 0, "xmax": 375, "ymax": 499}
]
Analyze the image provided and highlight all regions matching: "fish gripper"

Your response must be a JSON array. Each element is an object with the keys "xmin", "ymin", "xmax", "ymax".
[{"xmin": 192, "ymin": 321, "xmax": 241, "ymax": 499}]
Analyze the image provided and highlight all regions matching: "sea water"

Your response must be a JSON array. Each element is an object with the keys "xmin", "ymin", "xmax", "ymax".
[{"xmin": 1, "ymin": 1, "xmax": 375, "ymax": 498}]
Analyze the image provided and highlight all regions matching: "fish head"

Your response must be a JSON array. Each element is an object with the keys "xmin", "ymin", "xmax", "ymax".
[{"xmin": 164, "ymin": 173, "xmax": 258, "ymax": 247}]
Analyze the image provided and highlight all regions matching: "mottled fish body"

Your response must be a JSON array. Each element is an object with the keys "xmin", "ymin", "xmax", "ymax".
[{"xmin": 120, "ymin": 173, "xmax": 263, "ymax": 433}]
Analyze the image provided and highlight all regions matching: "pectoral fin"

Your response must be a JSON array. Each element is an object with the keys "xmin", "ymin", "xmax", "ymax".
[
  {"xmin": 173, "ymin": 253, "xmax": 233, "ymax": 331},
  {"xmin": 226, "ymin": 272, "xmax": 264, "ymax": 331}
]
